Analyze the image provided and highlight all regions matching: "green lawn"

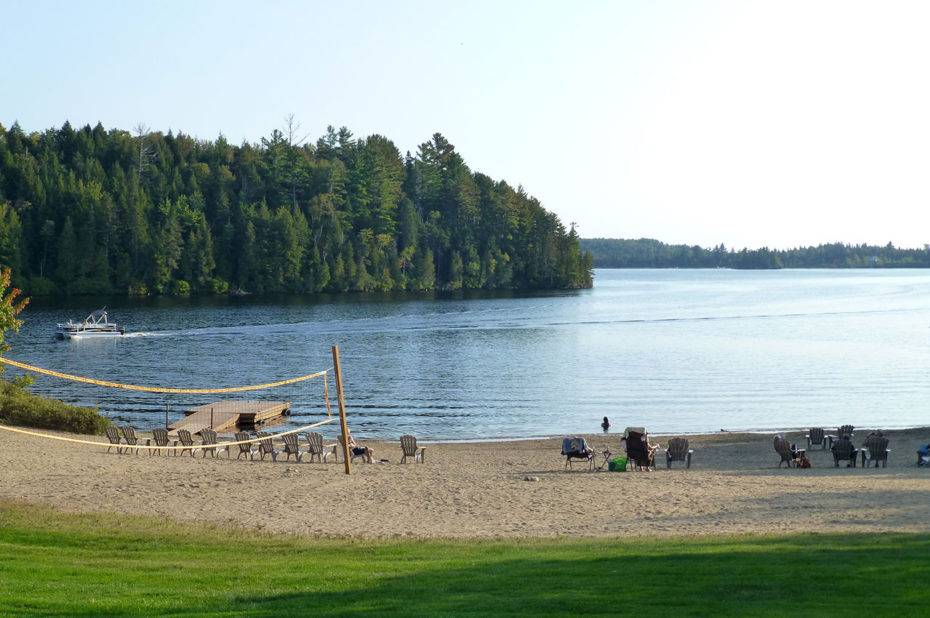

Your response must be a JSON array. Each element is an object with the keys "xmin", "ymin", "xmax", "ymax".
[{"xmin": 1, "ymin": 499, "xmax": 928, "ymax": 616}]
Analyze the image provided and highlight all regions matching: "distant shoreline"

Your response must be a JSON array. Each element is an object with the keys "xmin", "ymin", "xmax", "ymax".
[{"xmin": 581, "ymin": 238, "xmax": 930, "ymax": 269}]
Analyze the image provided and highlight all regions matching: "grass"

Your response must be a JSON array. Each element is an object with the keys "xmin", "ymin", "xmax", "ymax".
[{"xmin": 1, "ymin": 499, "xmax": 929, "ymax": 616}]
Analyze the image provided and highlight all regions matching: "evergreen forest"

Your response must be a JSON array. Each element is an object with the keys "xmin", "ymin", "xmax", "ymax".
[
  {"xmin": 581, "ymin": 238, "xmax": 930, "ymax": 269},
  {"xmin": 0, "ymin": 121, "xmax": 593, "ymax": 296}
]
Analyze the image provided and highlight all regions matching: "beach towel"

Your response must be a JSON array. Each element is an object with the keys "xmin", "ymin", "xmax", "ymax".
[{"xmin": 562, "ymin": 437, "xmax": 588, "ymax": 455}]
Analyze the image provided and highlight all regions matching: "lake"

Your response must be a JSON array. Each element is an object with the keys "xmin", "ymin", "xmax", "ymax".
[{"xmin": 5, "ymin": 269, "xmax": 930, "ymax": 440}]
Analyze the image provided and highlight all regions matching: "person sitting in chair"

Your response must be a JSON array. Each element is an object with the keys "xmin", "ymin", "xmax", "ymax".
[{"xmin": 347, "ymin": 434, "xmax": 374, "ymax": 463}]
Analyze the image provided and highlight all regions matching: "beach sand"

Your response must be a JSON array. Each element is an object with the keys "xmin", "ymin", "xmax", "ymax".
[{"xmin": 1, "ymin": 426, "xmax": 928, "ymax": 538}]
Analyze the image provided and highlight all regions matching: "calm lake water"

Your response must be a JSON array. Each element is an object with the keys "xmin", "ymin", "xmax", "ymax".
[{"xmin": 5, "ymin": 269, "xmax": 930, "ymax": 440}]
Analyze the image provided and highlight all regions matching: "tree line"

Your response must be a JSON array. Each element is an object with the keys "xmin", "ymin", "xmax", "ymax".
[
  {"xmin": 580, "ymin": 238, "xmax": 930, "ymax": 269},
  {"xmin": 0, "ymin": 120, "xmax": 593, "ymax": 296}
]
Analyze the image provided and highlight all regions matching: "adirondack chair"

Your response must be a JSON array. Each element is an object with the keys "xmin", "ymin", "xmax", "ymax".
[
  {"xmin": 234, "ymin": 431, "xmax": 256, "ymax": 460},
  {"xmin": 303, "ymin": 432, "xmax": 336, "ymax": 463},
  {"xmin": 254, "ymin": 431, "xmax": 279, "ymax": 461},
  {"xmin": 665, "ymin": 437, "xmax": 693, "ymax": 468},
  {"xmin": 773, "ymin": 438, "xmax": 796, "ymax": 468},
  {"xmin": 175, "ymin": 429, "xmax": 198, "ymax": 457},
  {"xmin": 837, "ymin": 425, "xmax": 855, "ymax": 439},
  {"xmin": 105, "ymin": 426, "xmax": 122, "ymax": 454},
  {"xmin": 400, "ymin": 434, "xmax": 426, "ymax": 464},
  {"xmin": 806, "ymin": 427, "xmax": 827, "ymax": 449},
  {"xmin": 120, "ymin": 425, "xmax": 140, "ymax": 455},
  {"xmin": 148, "ymin": 427, "xmax": 170, "ymax": 456},
  {"xmin": 831, "ymin": 437, "xmax": 858, "ymax": 467},
  {"xmin": 200, "ymin": 428, "xmax": 229, "ymax": 458},
  {"xmin": 281, "ymin": 433, "xmax": 302, "ymax": 462},
  {"xmin": 339, "ymin": 434, "xmax": 372, "ymax": 463},
  {"xmin": 861, "ymin": 435, "xmax": 890, "ymax": 468}
]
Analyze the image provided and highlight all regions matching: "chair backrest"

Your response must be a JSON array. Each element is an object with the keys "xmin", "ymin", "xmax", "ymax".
[
  {"xmin": 282, "ymin": 433, "xmax": 299, "ymax": 452},
  {"xmin": 177, "ymin": 429, "xmax": 194, "ymax": 446},
  {"xmin": 120, "ymin": 425, "xmax": 138, "ymax": 445},
  {"xmin": 773, "ymin": 438, "xmax": 793, "ymax": 460},
  {"xmin": 305, "ymin": 432, "xmax": 324, "ymax": 454},
  {"xmin": 838, "ymin": 424, "xmax": 855, "ymax": 439},
  {"xmin": 257, "ymin": 431, "xmax": 275, "ymax": 453},
  {"xmin": 561, "ymin": 436, "xmax": 588, "ymax": 455},
  {"xmin": 667, "ymin": 437, "xmax": 689, "ymax": 459},
  {"xmin": 625, "ymin": 431, "xmax": 647, "ymax": 457},
  {"xmin": 832, "ymin": 437, "xmax": 856, "ymax": 458},
  {"xmin": 201, "ymin": 428, "xmax": 218, "ymax": 445},
  {"xmin": 152, "ymin": 427, "xmax": 169, "ymax": 446},
  {"xmin": 865, "ymin": 435, "xmax": 889, "ymax": 457},
  {"xmin": 809, "ymin": 428, "xmax": 825, "ymax": 444},
  {"xmin": 105, "ymin": 426, "xmax": 121, "ymax": 444},
  {"xmin": 234, "ymin": 431, "xmax": 252, "ymax": 455},
  {"xmin": 400, "ymin": 434, "xmax": 419, "ymax": 456}
]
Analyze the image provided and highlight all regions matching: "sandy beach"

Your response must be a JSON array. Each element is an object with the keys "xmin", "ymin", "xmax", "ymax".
[{"xmin": 1, "ymin": 425, "xmax": 928, "ymax": 538}]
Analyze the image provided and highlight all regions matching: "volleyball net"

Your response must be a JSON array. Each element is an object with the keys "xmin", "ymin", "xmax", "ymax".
[{"xmin": 0, "ymin": 356, "xmax": 340, "ymax": 453}]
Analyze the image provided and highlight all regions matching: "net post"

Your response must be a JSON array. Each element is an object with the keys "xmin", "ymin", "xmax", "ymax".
[{"xmin": 332, "ymin": 345, "xmax": 351, "ymax": 475}]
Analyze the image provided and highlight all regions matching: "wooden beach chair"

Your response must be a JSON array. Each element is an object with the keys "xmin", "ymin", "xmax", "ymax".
[
  {"xmin": 400, "ymin": 435, "xmax": 426, "ymax": 464},
  {"xmin": 665, "ymin": 437, "xmax": 693, "ymax": 468},
  {"xmin": 303, "ymin": 432, "xmax": 336, "ymax": 463},
  {"xmin": 831, "ymin": 437, "xmax": 858, "ymax": 467},
  {"xmin": 773, "ymin": 438, "xmax": 795, "ymax": 468},
  {"xmin": 148, "ymin": 427, "xmax": 170, "ymax": 456},
  {"xmin": 120, "ymin": 425, "xmax": 140, "ymax": 455},
  {"xmin": 281, "ymin": 433, "xmax": 302, "ymax": 462},
  {"xmin": 254, "ymin": 431, "xmax": 279, "ymax": 461},
  {"xmin": 561, "ymin": 436, "xmax": 594, "ymax": 471},
  {"xmin": 861, "ymin": 435, "xmax": 890, "ymax": 468},
  {"xmin": 175, "ymin": 429, "xmax": 198, "ymax": 457},
  {"xmin": 200, "ymin": 428, "xmax": 229, "ymax": 458},
  {"xmin": 806, "ymin": 427, "xmax": 827, "ymax": 449},
  {"xmin": 105, "ymin": 426, "xmax": 122, "ymax": 454},
  {"xmin": 338, "ymin": 434, "xmax": 370, "ymax": 464},
  {"xmin": 234, "ymin": 431, "xmax": 255, "ymax": 460}
]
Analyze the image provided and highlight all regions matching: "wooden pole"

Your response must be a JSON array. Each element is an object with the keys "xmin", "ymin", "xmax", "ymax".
[{"xmin": 332, "ymin": 345, "xmax": 351, "ymax": 475}]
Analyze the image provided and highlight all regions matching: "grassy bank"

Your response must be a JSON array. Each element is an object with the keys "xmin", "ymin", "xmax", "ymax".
[{"xmin": 1, "ymin": 499, "xmax": 927, "ymax": 615}]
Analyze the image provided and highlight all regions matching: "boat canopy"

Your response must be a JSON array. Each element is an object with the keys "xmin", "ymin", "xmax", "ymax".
[{"xmin": 85, "ymin": 309, "xmax": 110, "ymax": 324}]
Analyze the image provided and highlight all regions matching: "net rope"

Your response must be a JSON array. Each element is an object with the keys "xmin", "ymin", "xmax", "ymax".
[
  {"xmin": 0, "ymin": 357, "xmax": 327, "ymax": 393},
  {"xmin": 0, "ymin": 357, "xmax": 341, "ymax": 451},
  {"xmin": 0, "ymin": 418, "xmax": 336, "ymax": 451}
]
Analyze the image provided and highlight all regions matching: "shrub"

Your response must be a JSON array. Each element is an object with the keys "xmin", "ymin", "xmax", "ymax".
[
  {"xmin": 0, "ymin": 381, "xmax": 109, "ymax": 435},
  {"xmin": 169, "ymin": 280, "xmax": 191, "ymax": 295}
]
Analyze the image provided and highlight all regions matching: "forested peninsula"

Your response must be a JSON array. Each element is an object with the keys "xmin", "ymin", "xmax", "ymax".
[
  {"xmin": 0, "ymin": 121, "xmax": 592, "ymax": 296},
  {"xmin": 581, "ymin": 238, "xmax": 930, "ymax": 269}
]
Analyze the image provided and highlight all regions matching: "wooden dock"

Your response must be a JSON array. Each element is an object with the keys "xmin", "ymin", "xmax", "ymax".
[{"xmin": 169, "ymin": 401, "xmax": 291, "ymax": 434}]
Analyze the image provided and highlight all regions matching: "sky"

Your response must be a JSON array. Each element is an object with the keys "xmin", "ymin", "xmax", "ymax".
[{"xmin": 3, "ymin": 0, "xmax": 930, "ymax": 250}]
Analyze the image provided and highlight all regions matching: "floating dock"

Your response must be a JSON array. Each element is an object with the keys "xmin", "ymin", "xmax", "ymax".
[{"xmin": 169, "ymin": 400, "xmax": 291, "ymax": 434}]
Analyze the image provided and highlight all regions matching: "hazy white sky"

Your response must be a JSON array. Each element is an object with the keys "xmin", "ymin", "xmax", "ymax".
[{"xmin": 4, "ymin": 0, "xmax": 929, "ymax": 249}]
